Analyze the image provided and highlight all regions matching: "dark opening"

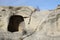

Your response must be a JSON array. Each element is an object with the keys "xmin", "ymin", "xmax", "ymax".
[
  {"xmin": 7, "ymin": 15, "xmax": 24, "ymax": 32},
  {"xmin": 2, "ymin": 9, "xmax": 6, "ymax": 11},
  {"xmin": 9, "ymin": 6, "xmax": 13, "ymax": 9}
]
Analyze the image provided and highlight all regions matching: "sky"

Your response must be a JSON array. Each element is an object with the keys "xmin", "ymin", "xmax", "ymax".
[{"xmin": 0, "ymin": 0, "xmax": 60, "ymax": 10}]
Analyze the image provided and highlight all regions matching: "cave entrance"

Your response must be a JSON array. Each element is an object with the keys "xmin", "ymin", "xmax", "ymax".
[{"xmin": 7, "ymin": 15, "xmax": 24, "ymax": 32}]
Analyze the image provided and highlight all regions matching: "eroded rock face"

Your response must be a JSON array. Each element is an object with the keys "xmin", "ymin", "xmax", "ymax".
[
  {"xmin": 0, "ymin": 6, "xmax": 36, "ymax": 40},
  {"xmin": 45, "ymin": 9, "xmax": 60, "ymax": 36},
  {"xmin": 0, "ymin": 5, "xmax": 60, "ymax": 40},
  {"xmin": 0, "ymin": 7, "xmax": 11, "ymax": 31},
  {"xmin": 24, "ymin": 5, "xmax": 60, "ymax": 40},
  {"xmin": 0, "ymin": 6, "xmax": 36, "ymax": 32}
]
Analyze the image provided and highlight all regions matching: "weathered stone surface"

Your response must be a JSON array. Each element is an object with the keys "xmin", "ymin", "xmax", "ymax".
[
  {"xmin": 0, "ymin": 6, "xmax": 37, "ymax": 40},
  {"xmin": 0, "ymin": 5, "xmax": 60, "ymax": 40},
  {"xmin": 0, "ymin": 31, "xmax": 23, "ymax": 40},
  {"xmin": 0, "ymin": 7, "xmax": 11, "ymax": 31},
  {"xmin": 24, "ymin": 5, "xmax": 60, "ymax": 40}
]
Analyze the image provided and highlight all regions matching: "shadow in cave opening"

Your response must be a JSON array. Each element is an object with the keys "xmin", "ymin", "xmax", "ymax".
[{"xmin": 7, "ymin": 15, "xmax": 27, "ymax": 35}]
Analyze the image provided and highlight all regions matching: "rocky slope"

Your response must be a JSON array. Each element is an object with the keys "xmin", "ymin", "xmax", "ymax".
[{"xmin": 0, "ymin": 5, "xmax": 60, "ymax": 40}]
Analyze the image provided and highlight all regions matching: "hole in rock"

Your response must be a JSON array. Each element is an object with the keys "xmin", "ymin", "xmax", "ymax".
[{"xmin": 7, "ymin": 15, "xmax": 25, "ymax": 33}]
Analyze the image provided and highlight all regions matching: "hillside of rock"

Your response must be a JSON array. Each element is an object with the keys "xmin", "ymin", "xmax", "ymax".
[{"xmin": 0, "ymin": 5, "xmax": 60, "ymax": 40}]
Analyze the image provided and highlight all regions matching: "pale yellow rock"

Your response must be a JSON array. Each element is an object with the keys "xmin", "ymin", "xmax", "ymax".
[{"xmin": 0, "ymin": 5, "xmax": 60, "ymax": 40}]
